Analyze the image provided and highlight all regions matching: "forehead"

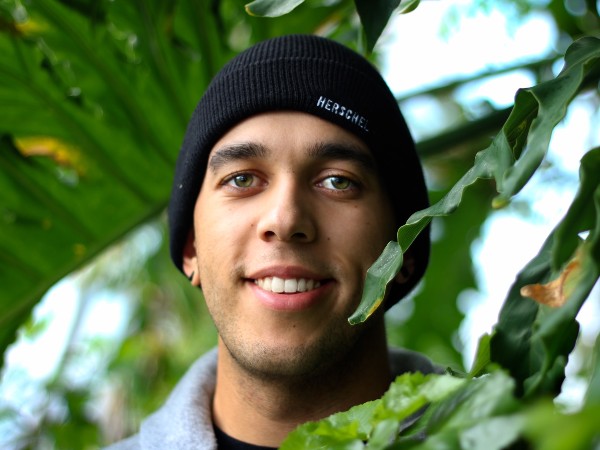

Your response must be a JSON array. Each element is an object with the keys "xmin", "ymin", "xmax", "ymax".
[{"xmin": 206, "ymin": 111, "xmax": 377, "ymax": 171}]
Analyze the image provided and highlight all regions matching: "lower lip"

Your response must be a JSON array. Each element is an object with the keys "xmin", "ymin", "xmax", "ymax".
[{"xmin": 247, "ymin": 281, "xmax": 331, "ymax": 311}]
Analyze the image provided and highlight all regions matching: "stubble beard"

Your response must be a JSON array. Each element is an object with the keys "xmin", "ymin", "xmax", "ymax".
[
  {"xmin": 221, "ymin": 315, "xmax": 364, "ymax": 385},
  {"xmin": 205, "ymin": 285, "xmax": 367, "ymax": 387}
]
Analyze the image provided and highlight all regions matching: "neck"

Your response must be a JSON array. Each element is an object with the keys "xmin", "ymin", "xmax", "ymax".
[{"xmin": 212, "ymin": 319, "xmax": 391, "ymax": 447}]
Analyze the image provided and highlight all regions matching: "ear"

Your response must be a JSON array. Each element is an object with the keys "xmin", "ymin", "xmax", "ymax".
[
  {"xmin": 182, "ymin": 229, "xmax": 201, "ymax": 286},
  {"xmin": 394, "ymin": 249, "xmax": 416, "ymax": 285}
]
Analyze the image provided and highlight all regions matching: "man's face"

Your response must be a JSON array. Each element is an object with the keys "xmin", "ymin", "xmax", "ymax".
[{"xmin": 185, "ymin": 111, "xmax": 396, "ymax": 379}]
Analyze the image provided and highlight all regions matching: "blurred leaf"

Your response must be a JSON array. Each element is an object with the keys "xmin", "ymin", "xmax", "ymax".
[
  {"xmin": 585, "ymin": 332, "xmax": 600, "ymax": 406},
  {"xmin": 489, "ymin": 234, "xmax": 552, "ymax": 395},
  {"xmin": 355, "ymin": 0, "xmax": 402, "ymax": 52},
  {"xmin": 398, "ymin": 0, "xmax": 420, "ymax": 14},
  {"xmin": 0, "ymin": 0, "xmax": 229, "ymax": 366},
  {"xmin": 468, "ymin": 334, "xmax": 491, "ymax": 377},
  {"xmin": 523, "ymin": 399, "xmax": 600, "ymax": 450},
  {"xmin": 348, "ymin": 37, "xmax": 600, "ymax": 325},
  {"xmin": 520, "ymin": 246, "xmax": 586, "ymax": 307},
  {"xmin": 552, "ymin": 147, "xmax": 600, "ymax": 268},
  {"xmin": 492, "ymin": 147, "xmax": 600, "ymax": 398},
  {"xmin": 245, "ymin": 0, "xmax": 305, "ymax": 17}
]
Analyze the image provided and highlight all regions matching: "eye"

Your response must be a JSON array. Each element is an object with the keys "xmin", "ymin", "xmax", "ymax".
[
  {"xmin": 225, "ymin": 173, "xmax": 256, "ymax": 188},
  {"xmin": 321, "ymin": 175, "xmax": 354, "ymax": 190}
]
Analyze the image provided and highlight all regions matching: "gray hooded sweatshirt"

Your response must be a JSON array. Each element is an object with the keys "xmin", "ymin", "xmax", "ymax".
[{"xmin": 104, "ymin": 347, "xmax": 439, "ymax": 450}]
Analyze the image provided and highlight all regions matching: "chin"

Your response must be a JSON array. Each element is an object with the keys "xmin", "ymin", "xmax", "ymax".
[{"xmin": 224, "ymin": 326, "xmax": 362, "ymax": 381}]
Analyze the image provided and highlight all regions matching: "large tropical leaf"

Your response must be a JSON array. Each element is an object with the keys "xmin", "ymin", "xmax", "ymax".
[{"xmin": 0, "ymin": 0, "xmax": 231, "ymax": 364}]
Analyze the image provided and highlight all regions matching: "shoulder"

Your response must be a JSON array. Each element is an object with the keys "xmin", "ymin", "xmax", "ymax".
[
  {"xmin": 101, "ymin": 348, "xmax": 219, "ymax": 450},
  {"xmin": 388, "ymin": 346, "xmax": 445, "ymax": 376}
]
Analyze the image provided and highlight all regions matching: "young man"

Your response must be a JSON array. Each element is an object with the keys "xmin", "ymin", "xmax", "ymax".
[{"xmin": 106, "ymin": 34, "xmax": 435, "ymax": 450}]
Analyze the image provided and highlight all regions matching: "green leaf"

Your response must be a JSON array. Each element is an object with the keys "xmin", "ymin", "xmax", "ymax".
[
  {"xmin": 245, "ymin": 0, "xmax": 305, "ymax": 17},
  {"xmin": 397, "ymin": 0, "xmax": 420, "ymax": 14},
  {"xmin": 457, "ymin": 416, "xmax": 524, "ymax": 450},
  {"xmin": 425, "ymin": 371, "xmax": 517, "ymax": 434},
  {"xmin": 349, "ymin": 141, "xmax": 503, "ymax": 324},
  {"xmin": 523, "ymin": 188, "xmax": 600, "ymax": 398},
  {"xmin": 488, "ymin": 234, "xmax": 550, "ymax": 396},
  {"xmin": 349, "ymin": 37, "xmax": 600, "ymax": 326},
  {"xmin": 280, "ymin": 400, "xmax": 377, "ymax": 449},
  {"xmin": 468, "ymin": 334, "xmax": 491, "ymax": 378},
  {"xmin": 0, "ymin": 0, "xmax": 227, "ymax": 366},
  {"xmin": 355, "ymin": 0, "xmax": 401, "ymax": 52},
  {"xmin": 584, "ymin": 332, "xmax": 600, "ymax": 407},
  {"xmin": 491, "ymin": 147, "xmax": 600, "ymax": 398},
  {"xmin": 348, "ymin": 241, "xmax": 403, "ymax": 324},
  {"xmin": 523, "ymin": 400, "xmax": 600, "ymax": 450},
  {"xmin": 494, "ymin": 37, "xmax": 600, "ymax": 206},
  {"xmin": 281, "ymin": 372, "xmax": 465, "ymax": 449},
  {"xmin": 389, "ymin": 371, "xmax": 521, "ymax": 449},
  {"xmin": 552, "ymin": 147, "xmax": 600, "ymax": 269}
]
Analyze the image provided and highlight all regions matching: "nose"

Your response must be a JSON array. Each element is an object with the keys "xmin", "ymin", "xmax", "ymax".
[{"xmin": 256, "ymin": 179, "xmax": 317, "ymax": 243}]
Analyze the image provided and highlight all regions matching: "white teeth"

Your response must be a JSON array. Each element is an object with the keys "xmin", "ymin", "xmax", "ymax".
[
  {"xmin": 284, "ymin": 279, "xmax": 296, "ymax": 293},
  {"xmin": 255, "ymin": 277, "xmax": 321, "ymax": 293},
  {"xmin": 272, "ymin": 277, "xmax": 284, "ymax": 293},
  {"xmin": 297, "ymin": 279, "xmax": 306, "ymax": 292}
]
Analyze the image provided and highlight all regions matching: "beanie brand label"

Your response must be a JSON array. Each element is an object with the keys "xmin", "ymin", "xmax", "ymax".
[{"xmin": 316, "ymin": 96, "xmax": 369, "ymax": 132}]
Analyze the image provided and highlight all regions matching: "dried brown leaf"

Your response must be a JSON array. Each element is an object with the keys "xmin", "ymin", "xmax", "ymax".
[{"xmin": 520, "ymin": 259, "xmax": 581, "ymax": 307}]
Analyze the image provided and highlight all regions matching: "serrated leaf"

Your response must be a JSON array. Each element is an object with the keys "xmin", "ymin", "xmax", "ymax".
[
  {"xmin": 245, "ymin": 0, "xmax": 304, "ymax": 17},
  {"xmin": 458, "ymin": 415, "xmax": 524, "ymax": 450},
  {"xmin": 281, "ymin": 372, "xmax": 465, "ymax": 449},
  {"xmin": 426, "ymin": 371, "xmax": 517, "ymax": 433}
]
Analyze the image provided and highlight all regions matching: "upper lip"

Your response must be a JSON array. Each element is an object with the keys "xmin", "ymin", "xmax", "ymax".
[{"xmin": 246, "ymin": 265, "xmax": 328, "ymax": 281}]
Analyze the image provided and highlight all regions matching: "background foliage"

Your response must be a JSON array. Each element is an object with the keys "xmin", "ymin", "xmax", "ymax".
[{"xmin": 0, "ymin": 0, "xmax": 598, "ymax": 448}]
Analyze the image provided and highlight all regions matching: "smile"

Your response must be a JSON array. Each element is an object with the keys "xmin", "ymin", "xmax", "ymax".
[{"xmin": 254, "ymin": 277, "xmax": 321, "ymax": 293}]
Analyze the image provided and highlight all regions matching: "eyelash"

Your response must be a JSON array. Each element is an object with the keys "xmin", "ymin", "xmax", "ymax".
[
  {"xmin": 319, "ymin": 175, "xmax": 358, "ymax": 191},
  {"xmin": 223, "ymin": 172, "xmax": 260, "ymax": 188},
  {"xmin": 220, "ymin": 172, "xmax": 360, "ymax": 193}
]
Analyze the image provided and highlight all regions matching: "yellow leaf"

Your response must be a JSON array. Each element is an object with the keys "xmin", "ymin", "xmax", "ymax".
[
  {"xmin": 14, "ymin": 18, "xmax": 47, "ymax": 36},
  {"xmin": 15, "ymin": 136, "xmax": 85, "ymax": 174}
]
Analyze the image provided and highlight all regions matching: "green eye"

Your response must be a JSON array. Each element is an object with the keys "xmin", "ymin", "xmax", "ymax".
[
  {"xmin": 229, "ymin": 174, "xmax": 254, "ymax": 188},
  {"xmin": 323, "ymin": 176, "xmax": 352, "ymax": 190}
]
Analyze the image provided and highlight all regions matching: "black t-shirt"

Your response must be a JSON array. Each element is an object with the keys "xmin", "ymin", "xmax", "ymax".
[{"xmin": 214, "ymin": 425, "xmax": 278, "ymax": 450}]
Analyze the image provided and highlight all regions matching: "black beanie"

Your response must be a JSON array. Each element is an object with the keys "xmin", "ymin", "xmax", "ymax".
[{"xmin": 168, "ymin": 34, "xmax": 430, "ymax": 307}]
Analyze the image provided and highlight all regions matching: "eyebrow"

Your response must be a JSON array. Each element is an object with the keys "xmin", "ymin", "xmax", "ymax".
[
  {"xmin": 307, "ymin": 142, "xmax": 377, "ymax": 173},
  {"xmin": 208, "ymin": 142, "xmax": 268, "ymax": 172},
  {"xmin": 207, "ymin": 140, "xmax": 377, "ymax": 173}
]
